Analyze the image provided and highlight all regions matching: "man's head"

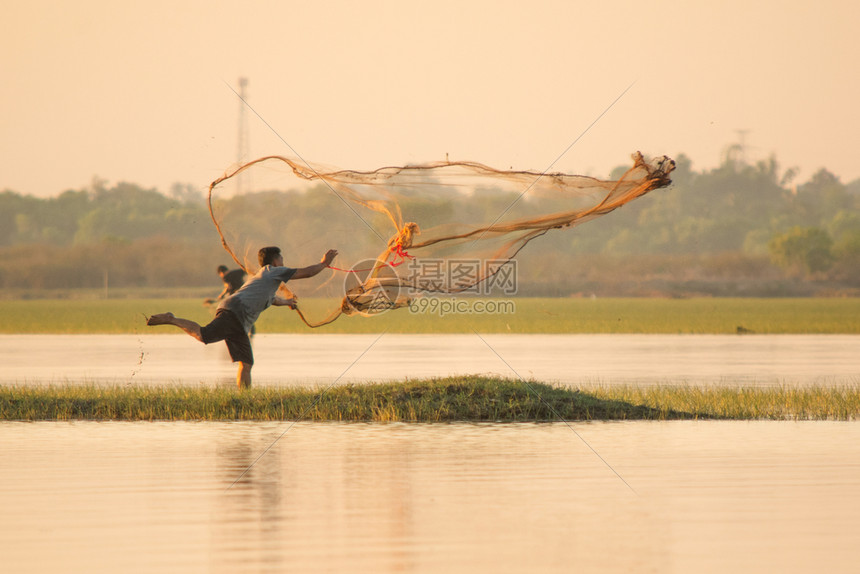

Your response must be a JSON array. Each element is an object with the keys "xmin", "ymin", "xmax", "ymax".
[
  {"xmin": 258, "ymin": 246, "xmax": 283, "ymax": 267},
  {"xmin": 217, "ymin": 265, "xmax": 228, "ymax": 277}
]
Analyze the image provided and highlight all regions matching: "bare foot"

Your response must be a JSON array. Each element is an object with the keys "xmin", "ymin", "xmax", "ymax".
[{"xmin": 146, "ymin": 312, "xmax": 175, "ymax": 326}]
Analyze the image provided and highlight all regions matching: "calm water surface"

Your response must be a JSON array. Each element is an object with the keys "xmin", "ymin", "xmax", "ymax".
[
  {"xmin": 1, "ymin": 333, "xmax": 858, "ymax": 387},
  {"xmin": 1, "ymin": 421, "xmax": 858, "ymax": 573}
]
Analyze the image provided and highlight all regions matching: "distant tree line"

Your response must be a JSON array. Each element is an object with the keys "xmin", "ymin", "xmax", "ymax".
[
  {"xmin": 0, "ymin": 181, "xmax": 224, "ymax": 293},
  {"xmin": 1, "ymin": 154, "xmax": 858, "ymax": 296}
]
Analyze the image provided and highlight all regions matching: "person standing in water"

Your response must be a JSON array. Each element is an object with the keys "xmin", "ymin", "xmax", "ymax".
[
  {"xmin": 205, "ymin": 264, "xmax": 256, "ymax": 336},
  {"xmin": 205, "ymin": 265, "xmax": 246, "ymax": 305}
]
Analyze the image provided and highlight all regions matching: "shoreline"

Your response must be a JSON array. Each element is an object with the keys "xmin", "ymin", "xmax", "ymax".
[{"xmin": 3, "ymin": 297, "xmax": 860, "ymax": 334}]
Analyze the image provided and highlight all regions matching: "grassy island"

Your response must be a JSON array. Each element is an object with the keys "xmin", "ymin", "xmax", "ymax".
[{"xmin": 2, "ymin": 377, "xmax": 858, "ymax": 422}]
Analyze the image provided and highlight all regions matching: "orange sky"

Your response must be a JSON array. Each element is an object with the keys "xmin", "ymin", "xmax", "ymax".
[{"xmin": 2, "ymin": 0, "xmax": 858, "ymax": 197}]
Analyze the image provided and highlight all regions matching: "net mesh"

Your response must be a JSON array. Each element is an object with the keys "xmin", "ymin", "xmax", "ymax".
[{"xmin": 207, "ymin": 152, "xmax": 675, "ymax": 327}]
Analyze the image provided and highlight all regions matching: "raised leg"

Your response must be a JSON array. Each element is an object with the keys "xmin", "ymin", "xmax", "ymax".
[{"xmin": 147, "ymin": 312, "xmax": 204, "ymax": 342}]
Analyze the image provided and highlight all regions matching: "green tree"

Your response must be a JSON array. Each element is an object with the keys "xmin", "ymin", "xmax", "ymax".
[
  {"xmin": 792, "ymin": 169, "xmax": 851, "ymax": 224},
  {"xmin": 768, "ymin": 226, "xmax": 834, "ymax": 277}
]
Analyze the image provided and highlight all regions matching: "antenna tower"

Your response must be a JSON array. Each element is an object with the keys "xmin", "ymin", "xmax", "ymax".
[
  {"xmin": 236, "ymin": 77, "xmax": 249, "ymax": 194},
  {"xmin": 735, "ymin": 129, "xmax": 749, "ymax": 165}
]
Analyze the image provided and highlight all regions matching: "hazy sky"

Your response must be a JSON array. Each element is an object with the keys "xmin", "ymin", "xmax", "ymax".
[{"xmin": 3, "ymin": 0, "xmax": 858, "ymax": 197}]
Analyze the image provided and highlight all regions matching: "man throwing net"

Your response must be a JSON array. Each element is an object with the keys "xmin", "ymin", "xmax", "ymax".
[{"xmin": 146, "ymin": 246, "xmax": 338, "ymax": 388}]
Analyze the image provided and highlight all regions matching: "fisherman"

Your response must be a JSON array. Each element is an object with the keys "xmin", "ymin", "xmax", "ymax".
[
  {"xmin": 205, "ymin": 265, "xmax": 246, "ymax": 305},
  {"xmin": 205, "ymin": 264, "xmax": 256, "ymax": 336},
  {"xmin": 147, "ymin": 246, "xmax": 338, "ymax": 388}
]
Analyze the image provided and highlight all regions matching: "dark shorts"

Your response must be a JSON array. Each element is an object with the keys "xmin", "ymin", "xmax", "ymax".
[{"xmin": 200, "ymin": 309, "xmax": 253, "ymax": 365}]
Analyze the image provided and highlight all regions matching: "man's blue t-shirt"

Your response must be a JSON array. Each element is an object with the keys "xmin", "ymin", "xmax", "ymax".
[{"xmin": 218, "ymin": 265, "xmax": 296, "ymax": 332}]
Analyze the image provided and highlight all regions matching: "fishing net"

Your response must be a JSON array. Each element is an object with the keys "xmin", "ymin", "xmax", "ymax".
[{"xmin": 207, "ymin": 152, "xmax": 675, "ymax": 327}]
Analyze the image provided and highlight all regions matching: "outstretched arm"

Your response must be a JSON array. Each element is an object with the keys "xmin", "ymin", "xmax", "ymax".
[
  {"xmin": 291, "ymin": 249, "xmax": 338, "ymax": 280},
  {"xmin": 204, "ymin": 283, "xmax": 231, "ymax": 305},
  {"xmin": 216, "ymin": 283, "xmax": 231, "ymax": 300},
  {"xmin": 273, "ymin": 296, "xmax": 297, "ymax": 309}
]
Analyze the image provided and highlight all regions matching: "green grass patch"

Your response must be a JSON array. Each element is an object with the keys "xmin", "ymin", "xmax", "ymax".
[
  {"xmin": 2, "ymin": 297, "xmax": 860, "ymax": 334},
  {"xmin": 2, "ymin": 376, "xmax": 858, "ymax": 422}
]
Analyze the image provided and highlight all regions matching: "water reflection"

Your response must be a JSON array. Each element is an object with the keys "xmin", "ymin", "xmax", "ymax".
[
  {"xmin": 211, "ymin": 422, "xmax": 659, "ymax": 572},
  {"xmin": 1, "ymin": 333, "xmax": 858, "ymax": 387},
  {"xmin": 2, "ymin": 421, "xmax": 859, "ymax": 573},
  {"xmin": 215, "ymin": 432, "xmax": 287, "ymax": 571}
]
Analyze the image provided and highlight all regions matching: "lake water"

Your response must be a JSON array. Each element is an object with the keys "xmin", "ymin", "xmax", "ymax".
[
  {"xmin": 1, "ymin": 333, "xmax": 858, "ymax": 387},
  {"xmin": 1, "ymin": 420, "xmax": 859, "ymax": 573},
  {"xmin": 2, "ymin": 335, "xmax": 859, "ymax": 572}
]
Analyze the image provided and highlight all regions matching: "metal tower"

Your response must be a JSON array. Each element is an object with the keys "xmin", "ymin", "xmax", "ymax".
[
  {"xmin": 735, "ymin": 129, "xmax": 749, "ymax": 165},
  {"xmin": 236, "ymin": 77, "xmax": 249, "ymax": 194}
]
